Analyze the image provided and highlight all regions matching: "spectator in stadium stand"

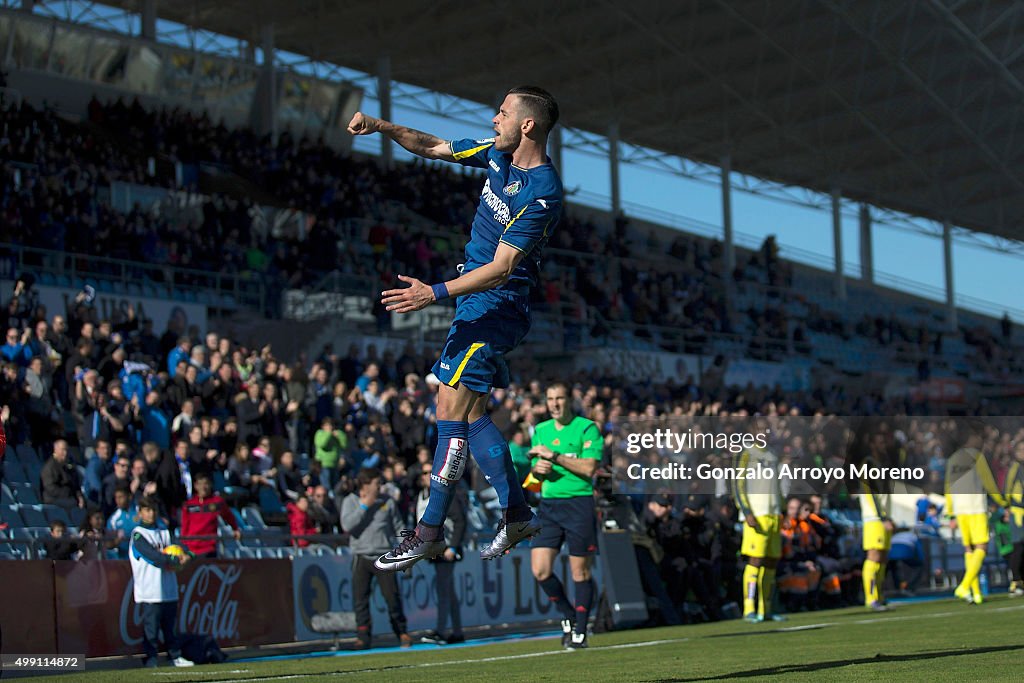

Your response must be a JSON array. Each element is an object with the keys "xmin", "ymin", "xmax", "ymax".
[
  {"xmin": 139, "ymin": 390, "xmax": 171, "ymax": 449},
  {"xmin": 529, "ymin": 382, "xmax": 602, "ymax": 649},
  {"xmin": 41, "ymin": 519, "xmax": 85, "ymax": 560},
  {"xmin": 185, "ymin": 424, "xmax": 218, "ymax": 479},
  {"xmin": 225, "ymin": 442, "xmax": 270, "ymax": 507},
  {"xmin": 313, "ymin": 417, "xmax": 347, "ymax": 489},
  {"xmin": 83, "ymin": 438, "xmax": 113, "ymax": 505},
  {"xmin": 286, "ymin": 493, "xmax": 318, "ymax": 548},
  {"xmin": 167, "ymin": 337, "xmax": 192, "ymax": 377},
  {"xmin": 234, "ymin": 382, "xmax": 263, "ymax": 449},
  {"xmin": 276, "ymin": 450, "xmax": 309, "ymax": 503},
  {"xmin": 416, "ymin": 462, "xmax": 467, "ymax": 646},
  {"xmin": 107, "ymin": 486, "xmax": 138, "ymax": 559},
  {"xmin": 180, "ymin": 473, "xmax": 240, "ymax": 558},
  {"xmin": 308, "ymin": 485, "xmax": 339, "ymax": 534},
  {"xmin": 1, "ymin": 327, "xmax": 30, "ymax": 365},
  {"xmin": 142, "ymin": 441, "xmax": 187, "ymax": 523},
  {"xmin": 340, "ymin": 467, "xmax": 412, "ymax": 650},
  {"xmin": 40, "ymin": 439, "xmax": 85, "ymax": 510},
  {"xmin": 77, "ymin": 506, "xmax": 119, "ymax": 560}
]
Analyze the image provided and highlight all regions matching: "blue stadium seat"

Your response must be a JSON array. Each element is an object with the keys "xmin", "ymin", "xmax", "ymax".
[
  {"xmin": 235, "ymin": 547, "xmax": 257, "ymax": 559},
  {"xmin": 212, "ymin": 470, "xmax": 228, "ymax": 495},
  {"xmin": 39, "ymin": 504, "xmax": 69, "ymax": 527},
  {"xmin": 68, "ymin": 507, "xmax": 87, "ymax": 528},
  {"xmin": 0, "ymin": 483, "xmax": 15, "ymax": 506},
  {"xmin": 241, "ymin": 506, "xmax": 267, "ymax": 530},
  {"xmin": 14, "ymin": 482, "xmax": 38, "ymax": 505},
  {"xmin": 0, "ymin": 543, "xmax": 24, "ymax": 560},
  {"xmin": 16, "ymin": 444, "xmax": 40, "ymax": 465},
  {"xmin": 9, "ymin": 528, "xmax": 38, "ymax": 559},
  {"xmin": 1, "ymin": 505, "xmax": 24, "ymax": 528},
  {"xmin": 22, "ymin": 505, "xmax": 49, "ymax": 527},
  {"xmin": 257, "ymin": 486, "xmax": 285, "ymax": 515},
  {"xmin": 3, "ymin": 461, "xmax": 28, "ymax": 484}
]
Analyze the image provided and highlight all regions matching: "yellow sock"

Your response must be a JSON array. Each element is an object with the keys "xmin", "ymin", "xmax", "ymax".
[
  {"xmin": 743, "ymin": 564, "xmax": 759, "ymax": 616},
  {"xmin": 862, "ymin": 559, "xmax": 880, "ymax": 606},
  {"xmin": 968, "ymin": 549, "xmax": 986, "ymax": 601},
  {"xmin": 956, "ymin": 550, "xmax": 974, "ymax": 595},
  {"xmin": 761, "ymin": 567, "xmax": 776, "ymax": 617}
]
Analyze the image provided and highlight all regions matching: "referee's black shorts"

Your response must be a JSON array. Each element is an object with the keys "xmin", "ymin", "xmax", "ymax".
[{"xmin": 533, "ymin": 495, "xmax": 598, "ymax": 556}]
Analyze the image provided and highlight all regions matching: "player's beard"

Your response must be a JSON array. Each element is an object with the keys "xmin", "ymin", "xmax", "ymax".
[{"xmin": 494, "ymin": 128, "xmax": 521, "ymax": 153}]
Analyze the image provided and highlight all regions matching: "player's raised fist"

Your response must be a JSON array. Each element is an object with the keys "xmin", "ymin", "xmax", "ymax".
[{"xmin": 347, "ymin": 112, "xmax": 378, "ymax": 135}]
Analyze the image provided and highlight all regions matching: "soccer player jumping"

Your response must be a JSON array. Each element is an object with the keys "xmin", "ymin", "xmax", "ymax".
[{"xmin": 347, "ymin": 87, "xmax": 562, "ymax": 571}]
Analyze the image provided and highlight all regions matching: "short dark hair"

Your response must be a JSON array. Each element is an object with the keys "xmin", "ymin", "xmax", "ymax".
[
  {"xmin": 138, "ymin": 496, "xmax": 159, "ymax": 511},
  {"xmin": 49, "ymin": 519, "xmax": 66, "ymax": 531},
  {"xmin": 357, "ymin": 467, "xmax": 381, "ymax": 489},
  {"xmin": 508, "ymin": 86, "xmax": 559, "ymax": 135}
]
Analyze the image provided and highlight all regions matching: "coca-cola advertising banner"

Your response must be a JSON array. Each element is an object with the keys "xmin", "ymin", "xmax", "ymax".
[
  {"xmin": 0, "ymin": 560, "xmax": 58, "ymax": 653},
  {"xmin": 54, "ymin": 559, "xmax": 293, "ymax": 656},
  {"xmin": 292, "ymin": 550, "xmax": 597, "ymax": 641}
]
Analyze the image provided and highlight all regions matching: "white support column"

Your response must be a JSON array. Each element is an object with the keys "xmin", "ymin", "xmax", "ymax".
[
  {"xmin": 832, "ymin": 188, "xmax": 846, "ymax": 300},
  {"xmin": 859, "ymin": 203, "xmax": 873, "ymax": 284},
  {"xmin": 608, "ymin": 122, "xmax": 621, "ymax": 217},
  {"xmin": 377, "ymin": 55, "xmax": 392, "ymax": 168},
  {"xmin": 721, "ymin": 155, "xmax": 735, "ymax": 275},
  {"xmin": 943, "ymin": 220, "xmax": 957, "ymax": 330},
  {"xmin": 141, "ymin": 0, "xmax": 157, "ymax": 41},
  {"xmin": 549, "ymin": 124, "xmax": 562, "ymax": 172}
]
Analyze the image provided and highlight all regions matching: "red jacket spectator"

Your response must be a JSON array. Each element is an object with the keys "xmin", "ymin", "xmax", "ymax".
[
  {"xmin": 287, "ymin": 498, "xmax": 317, "ymax": 548},
  {"xmin": 180, "ymin": 477, "xmax": 239, "ymax": 556}
]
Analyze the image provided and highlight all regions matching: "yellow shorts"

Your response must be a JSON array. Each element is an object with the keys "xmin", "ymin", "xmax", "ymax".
[
  {"xmin": 742, "ymin": 514, "xmax": 782, "ymax": 559},
  {"xmin": 957, "ymin": 513, "xmax": 989, "ymax": 547},
  {"xmin": 862, "ymin": 520, "xmax": 892, "ymax": 552}
]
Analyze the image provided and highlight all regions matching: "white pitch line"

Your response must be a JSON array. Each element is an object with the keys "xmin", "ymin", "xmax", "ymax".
[
  {"xmin": 191, "ymin": 602, "xmax": 1024, "ymax": 683},
  {"xmin": 194, "ymin": 638, "xmax": 690, "ymax": 683}
]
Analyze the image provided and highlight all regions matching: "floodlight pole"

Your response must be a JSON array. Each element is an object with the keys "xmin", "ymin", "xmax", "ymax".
[
  {"xmin": 859, "ymin": 204, "xmax": 873, "ymax": 285},
  {"xmin": 378, "ymin": 55, "xmax": 392, "ymax": 169},
  {"xmin": 721, "ymin": 155, "xmax": 735, "ymax": 275},
  {"xmin": 141, "ymin": 0, "xmax": 157, "ymax": 41},
  {"xmin": 831, "ymin": 188, "xmax": 846, "ymax": 300},
  {"xmin": 943, "ymin": 220, "xmax": 957, "ymax": 331},
  {"xmin": 608, "ymin": 122, "xmax": 621, "ymax": 217}
]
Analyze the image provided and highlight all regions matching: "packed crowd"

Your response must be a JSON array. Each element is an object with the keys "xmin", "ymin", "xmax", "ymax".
[
  {"xmin": 3, "ymin": 95, "xmax": 1018, "ymax": 376},
  {"xmin": 1, "ymin": 286, "xmax": 1021, "ymax": 616}
]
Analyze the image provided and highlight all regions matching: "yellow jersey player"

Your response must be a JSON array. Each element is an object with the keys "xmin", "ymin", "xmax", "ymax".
[
  {"xmin": 945, "ymin": 426, "xmax": 1006, "ymax": 604},
  {"xmin": 1002, "ymin": 441, "xmax": 1024, "ymax": 596},
  {"xmin": 859, "ymin": 474, "xmax": 893, "ymax": 611},
  {"xmin": 732, "ymin": 445, "xmax": 785, "ymax": 622}
]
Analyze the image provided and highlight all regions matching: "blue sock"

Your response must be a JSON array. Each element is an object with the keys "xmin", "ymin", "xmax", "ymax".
[
  {"xmin": 419, "ymin": 420, "xmax": 469, "ymax": 526},
  {"xmin": 468, "ymin": 415, "xmax": 529, "ymax": 518}
]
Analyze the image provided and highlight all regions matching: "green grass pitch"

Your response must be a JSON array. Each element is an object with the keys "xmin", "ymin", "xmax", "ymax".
[{"xmin": 52, "ymin": 595, "xmax": 1024, "ymax": 682}]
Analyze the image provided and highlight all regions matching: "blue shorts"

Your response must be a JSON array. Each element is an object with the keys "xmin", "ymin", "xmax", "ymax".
[
  {"xmin": 431, "ymin": 288, "xmax": 531, "ymax": 393},
  {"xmin": 533, "ymin": 496, "xmax": 598, "ymax": 557}
]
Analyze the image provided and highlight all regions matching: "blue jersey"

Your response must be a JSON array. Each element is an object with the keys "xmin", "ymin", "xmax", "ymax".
[{"xmin": 449, "ymin": 138, "xmax": 562, "ymax": 289}]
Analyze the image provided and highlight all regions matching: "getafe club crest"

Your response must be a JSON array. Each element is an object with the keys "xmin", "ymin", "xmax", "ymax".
[{"xmin": 503, "ymin": 180, "xmax": 522, "ymax": 196}]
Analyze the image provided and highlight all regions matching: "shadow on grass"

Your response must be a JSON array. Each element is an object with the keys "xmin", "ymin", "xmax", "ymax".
[{"xmin": 653, "ymin": 643, "xmax": 1024, "ymax": 681}]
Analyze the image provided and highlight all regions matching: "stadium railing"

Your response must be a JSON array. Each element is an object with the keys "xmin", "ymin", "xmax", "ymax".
[{"xmin": 1, "ymin": 242, "xmax": 267, "ymax": 312}]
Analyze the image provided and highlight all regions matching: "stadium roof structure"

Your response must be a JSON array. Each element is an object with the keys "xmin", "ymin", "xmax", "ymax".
[{"xmin": 107, "ymin": 0, "xmax": 1024, "ymax": 243}]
